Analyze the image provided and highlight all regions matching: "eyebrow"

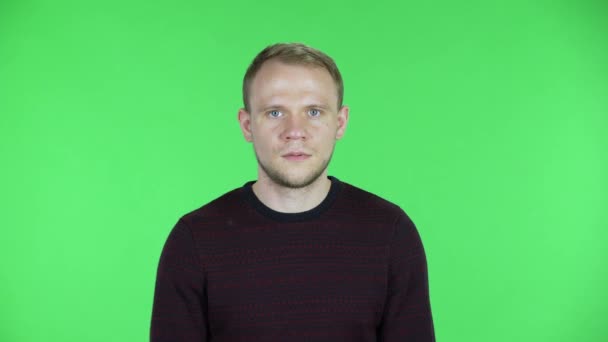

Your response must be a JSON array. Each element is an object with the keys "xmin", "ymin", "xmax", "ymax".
[
  {"xmin": 260, "ymin": 104, "xmax": 330, "ymax": 112},
  {"xmin": 261, "ymin": 105, "xmax": 287, "ymax": 112}
]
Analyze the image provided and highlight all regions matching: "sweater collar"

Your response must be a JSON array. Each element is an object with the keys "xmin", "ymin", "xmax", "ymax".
[{"xmin": 241, "ymin": 176, "xmax": 342, "ymax": 222}]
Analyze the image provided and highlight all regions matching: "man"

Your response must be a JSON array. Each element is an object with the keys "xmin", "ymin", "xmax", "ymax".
[{"xmin": 150, "ymin": 42, "xmax": 435, "ymax": 341}]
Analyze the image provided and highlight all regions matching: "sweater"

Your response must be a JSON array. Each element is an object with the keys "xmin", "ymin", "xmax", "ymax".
[{"xmin": 150, "ymin": 176, "xmax": 435, "ymax": 341}]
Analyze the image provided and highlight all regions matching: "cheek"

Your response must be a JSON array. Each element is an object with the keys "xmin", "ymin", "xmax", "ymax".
[
  {"xmin": 253, "ymin": 136, "xmax": 277, "ymax": 156},
  {"xmin": 316, "ymin": 119, "xmax": 337, "ymax": 132},
  {"xmin": 317, "ymin": 123, "xmax": 337, "ymax": 140}
]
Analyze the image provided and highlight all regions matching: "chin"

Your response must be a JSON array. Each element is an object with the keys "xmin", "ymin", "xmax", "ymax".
[
  {"xmin": 265, "ymin": 166, "xmax": 326, "ymax": 189},
  {"xmin": 256, "ymin": 154, "xmax": 331, "ymax": 189},
  {"xmin": 275, "ymin": 173, "xmax": 320, "ymax": 189}
]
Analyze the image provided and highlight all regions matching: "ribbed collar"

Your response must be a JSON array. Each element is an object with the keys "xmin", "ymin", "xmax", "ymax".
[{"xmin": 241, "ymin": 176, "xmax": 342, "ymax": 222}]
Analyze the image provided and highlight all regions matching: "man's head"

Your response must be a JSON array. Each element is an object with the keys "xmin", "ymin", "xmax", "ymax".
[{"xmin": 238, "ymin": 43, "xmax": 349, "ymax": 189}]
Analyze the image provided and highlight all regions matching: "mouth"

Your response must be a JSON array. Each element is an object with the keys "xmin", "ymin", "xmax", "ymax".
[{"xmin": 282, "ymin": 152, "xmax": 311, "ymax": 161}]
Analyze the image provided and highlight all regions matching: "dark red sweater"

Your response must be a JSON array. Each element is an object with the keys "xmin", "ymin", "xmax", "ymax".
[{"xmin": 150, "ymin": 176, "xmax": 435, "ymax": 341}]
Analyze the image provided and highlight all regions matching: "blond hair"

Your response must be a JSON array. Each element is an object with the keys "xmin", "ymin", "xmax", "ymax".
[{"xmin": 242, "ymin": 42, "xmax": 344, "ymax": 112}]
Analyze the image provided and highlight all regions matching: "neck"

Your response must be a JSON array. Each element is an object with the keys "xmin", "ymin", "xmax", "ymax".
[{"xmin": 252, "ymin": 173, "xmax": 332, "ymax": 213}]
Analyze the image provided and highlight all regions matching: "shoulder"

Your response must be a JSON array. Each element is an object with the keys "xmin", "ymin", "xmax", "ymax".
[
  {"xmin": 177, "ymin": 184, "xmax": 246, "ymax": 227},
  {"xmin": 337, "ymin": 179, "xmax": 408, "ymax": 223}
]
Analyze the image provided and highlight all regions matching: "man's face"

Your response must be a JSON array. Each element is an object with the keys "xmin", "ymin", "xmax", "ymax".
[{"xmin": 238, "ymin": 60, "xmax": 349, "ymax": 189}]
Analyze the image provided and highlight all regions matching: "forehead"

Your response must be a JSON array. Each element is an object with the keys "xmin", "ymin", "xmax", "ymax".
[{"xmin": 249, "ymin": 60, "xmax": 338, "ymax": 110}]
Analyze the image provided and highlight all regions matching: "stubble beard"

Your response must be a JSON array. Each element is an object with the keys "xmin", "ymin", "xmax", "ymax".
[{"xmin": 254, "ymin": 145, "xmax": 336, "ymax": 189}]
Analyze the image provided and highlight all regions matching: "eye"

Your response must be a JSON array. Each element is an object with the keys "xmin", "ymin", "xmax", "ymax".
[
  {"xmin": 268, "ymin": 110, "xmax": 282, "ymax": 118},
  {"xmin": 308, "ymin": 109, "xmax": 321, "ymax": 117}
]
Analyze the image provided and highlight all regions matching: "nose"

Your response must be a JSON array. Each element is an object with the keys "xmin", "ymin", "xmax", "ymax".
[{"xmin": 281, "ymin": 113, "xmax": 308, "ymax": 141}]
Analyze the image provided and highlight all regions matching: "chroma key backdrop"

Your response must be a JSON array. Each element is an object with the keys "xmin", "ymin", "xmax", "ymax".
[{"xmin": 1, "ymin": 0, "xmax": 607, "ymax": 341}]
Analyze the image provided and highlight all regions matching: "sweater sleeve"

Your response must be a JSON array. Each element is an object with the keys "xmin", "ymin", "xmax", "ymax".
[
  {"xmin": 150, "ymin": 218, "xmax": 209, "ymax": 342},
  {"xmin": 377, "ymin": 211, "xmax": 436, "ymax": 341}
]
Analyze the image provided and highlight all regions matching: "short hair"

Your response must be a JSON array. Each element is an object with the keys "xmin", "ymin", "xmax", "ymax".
[{"xmin": 242, "ymin": 42, "xmax": 344, "ymax": 112}]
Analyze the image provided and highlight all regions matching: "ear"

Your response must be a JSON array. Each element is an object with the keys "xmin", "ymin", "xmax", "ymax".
[
  {"xmin": 335, "ymin": 105, "xmax": 349, "ymax": 140},
  {"xmin": 238, "ymin": 108, "xmax": 253, "ymax": 142}
]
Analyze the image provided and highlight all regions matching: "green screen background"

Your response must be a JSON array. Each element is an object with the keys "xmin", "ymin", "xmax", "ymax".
[{"xmin": 1, "ymin": 0, "xmax": 606, "ymax": 341}]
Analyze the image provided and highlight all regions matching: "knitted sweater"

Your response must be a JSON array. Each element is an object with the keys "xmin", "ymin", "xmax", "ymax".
[{"xmin": 150, "ymin": 176, "xmax": 435, "ymax": 341}]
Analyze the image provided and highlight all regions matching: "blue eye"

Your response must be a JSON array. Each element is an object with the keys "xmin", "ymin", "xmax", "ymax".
[
  {"xmin": 308, "ymin": 109, "xmax": 321, "ymax": 117},
  {"xmin": 268, "ymin": 110, "xmax": 282, "ymax": 118}
]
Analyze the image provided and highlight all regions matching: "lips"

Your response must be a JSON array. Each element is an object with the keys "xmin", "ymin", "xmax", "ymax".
[
  {"xmin": 282, "ymin": 151, "xmax": 311, "ymax": 160},
  {"xmin": 283, "ymin": 152, "xmax": 310, "ymax": 157}
]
